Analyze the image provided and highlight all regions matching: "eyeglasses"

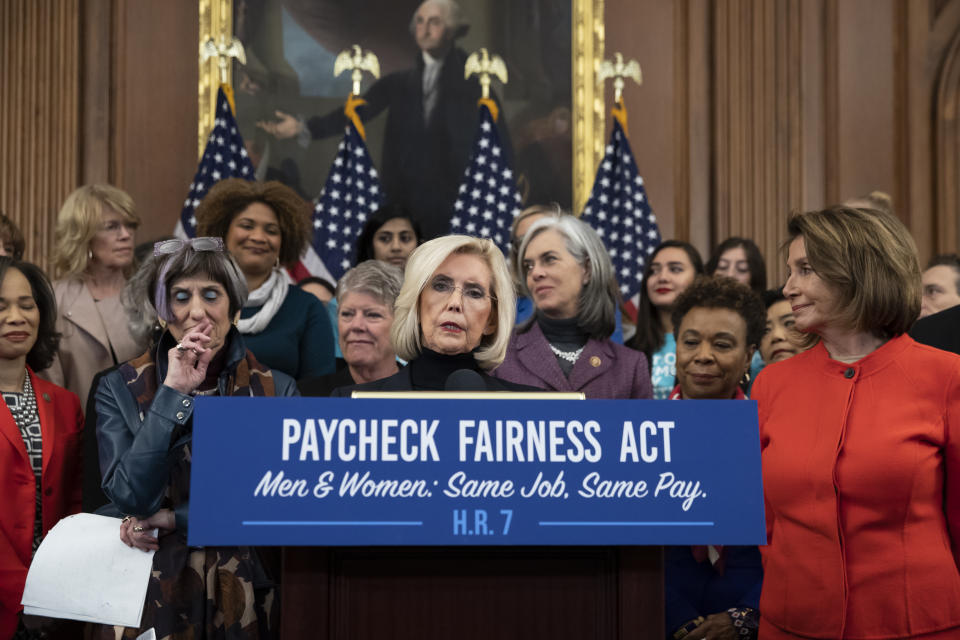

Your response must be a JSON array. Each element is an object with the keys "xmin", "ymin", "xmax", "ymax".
[
  {"xmin": 99, "ymin": 220, "xmax": 139, "ymax": 236},
  {"xmin": 428, "ymin": 276, "xmax": 495, "ymax": 306},
  {"xmin": 153, "ymin": 237, "xmax": 224, "ymax": 257}
]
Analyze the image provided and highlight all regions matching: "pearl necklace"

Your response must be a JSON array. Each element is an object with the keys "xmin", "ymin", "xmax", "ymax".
[{"xmin": 549, "ymin": 344, "xmax": 584, "ymax": 364}]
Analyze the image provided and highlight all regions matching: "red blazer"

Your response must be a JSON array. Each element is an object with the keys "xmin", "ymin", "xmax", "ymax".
[
  {"xmin": 753, "ymin": 335, "xmax": 960, "ymax": 639},
  {"xmin": 0, "ymin": 370, "xmax": 82, "ymax": 638}
]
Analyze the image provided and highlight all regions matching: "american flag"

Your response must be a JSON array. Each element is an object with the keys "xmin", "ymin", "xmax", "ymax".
[
  {"xmin": 580, "ymin": 117, "xmax": 661, "ymax": 299},
  {"xmin": 176, "ymin": 87, "xmax": 255, "ymax": 240},
  {"xmin": 450, "ymin": 103, "xmax": 521, "ymax": 253},
  {"xmin": 303, "ymin": 119, "xmax": 384, "ymax": 281}
]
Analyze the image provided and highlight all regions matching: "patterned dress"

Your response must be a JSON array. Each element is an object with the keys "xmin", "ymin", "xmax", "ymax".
[
  {"xmin": 93, "ymin": 347, "xmax": 278, "ymax": 640},
  {"xmin": 8, "ymin": 374, "xmax": 46, "ymax": 640}
]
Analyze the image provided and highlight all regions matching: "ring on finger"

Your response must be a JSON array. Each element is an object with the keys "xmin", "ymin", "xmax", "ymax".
[
  {"xmin": 176, "ymin": 343, "xmax": 188, "ymax": 352},
  {"xmin": 133, "ymin": 526, "xmax": 144, "ymax": 533}
]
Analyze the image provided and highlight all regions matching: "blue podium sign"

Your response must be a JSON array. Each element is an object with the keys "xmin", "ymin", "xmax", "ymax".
[{"xmin": 188, "ymin": 397, "xmax": 765, "ymax": 546}]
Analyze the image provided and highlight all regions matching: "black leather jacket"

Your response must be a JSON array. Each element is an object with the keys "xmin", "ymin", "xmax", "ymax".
[{"xmin": 95, "ymin": 329, "xmax": 298, "ymax": 530}]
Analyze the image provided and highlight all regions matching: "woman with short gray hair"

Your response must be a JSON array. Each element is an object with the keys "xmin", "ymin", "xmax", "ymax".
[
  {"xmin": 493, "ymin": 215, "xmax": 652, "ymax": 399},
  {"xmin": 299, "ymin": 260, "xmax": 404, "ymax": 396},
  {"xmin": 91, "ymin": 237, "xmax": 297, "ymax": 639}
]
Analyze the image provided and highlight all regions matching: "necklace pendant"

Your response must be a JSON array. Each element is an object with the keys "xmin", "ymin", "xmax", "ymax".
[{"xmin": 549, "ymin": 344, "xmax": 584, "ymax": 364}]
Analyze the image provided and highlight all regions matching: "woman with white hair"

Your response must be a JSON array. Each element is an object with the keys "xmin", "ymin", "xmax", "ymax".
[
  {"xmin": 333, "ymin": 235, "xmax": 536, "ymax": 393},
  {"xmin": 493, "ymin": 215, "xmax": 652, "ymax": 399}
]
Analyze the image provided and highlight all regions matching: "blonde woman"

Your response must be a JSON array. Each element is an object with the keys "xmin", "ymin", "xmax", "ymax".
[
  {"xmin": 333, "ymin": 235, "xmax": 537, "ymax": 393},
  {"xmin": 42, "ymin": 185, "xmax": 143, "ymax": 410}
]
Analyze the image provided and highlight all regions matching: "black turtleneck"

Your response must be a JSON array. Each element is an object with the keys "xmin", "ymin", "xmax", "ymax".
[
  {"xmin": 536, "ymin": 312, "xmax": 588, "ymax": 377},
  {"xmin": 408, "ymin": 347, "xmax": 483, "ymax": 391}
]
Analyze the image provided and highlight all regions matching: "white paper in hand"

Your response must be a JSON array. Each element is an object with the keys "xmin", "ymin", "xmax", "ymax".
[{"xmin": 21, "ymin": 513, "xmax": 155, "ymax": 628}]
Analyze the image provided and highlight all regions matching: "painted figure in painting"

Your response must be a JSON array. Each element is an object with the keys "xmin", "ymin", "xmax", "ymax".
[{"xmin": 258, "ymin": 0, "xmax": 510, "ymax": 240}]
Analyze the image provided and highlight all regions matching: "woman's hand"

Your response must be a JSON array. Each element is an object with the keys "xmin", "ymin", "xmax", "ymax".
[
  {"xmin": 689, "ymin": 613, "xmax": 737, "ymax": 640},
  {"xmin": 120, "ymin": 509, "xmax": 175, "ymax": 552},
  {"xmin": 164, "ymin": 320, "xmax": 215, "ymax": 394}
]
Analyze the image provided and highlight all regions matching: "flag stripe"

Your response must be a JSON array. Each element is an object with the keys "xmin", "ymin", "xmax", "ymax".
[
  {"xmin": 449, "ymin": 103, "xmax": 521, "ymax": 254},
  {"xmin": 310, "ymin": 120, "xmax": 384, "ymax": 281},
  {"xmin": 580, "ymin": 119, "xmax": 662, "ymax": 299},
  {"xmin": 178, "ymin": 87, "xmax": 256, "ymax": 238}
]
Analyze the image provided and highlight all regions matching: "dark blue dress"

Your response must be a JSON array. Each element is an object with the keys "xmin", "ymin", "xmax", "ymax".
[
  {"xmin": 664, "ymin": 545, "xmax": 762, "ymax": 638},
  {"xmin": 241, "ymin": 285, "xmax": 335, "ymax": 380}
]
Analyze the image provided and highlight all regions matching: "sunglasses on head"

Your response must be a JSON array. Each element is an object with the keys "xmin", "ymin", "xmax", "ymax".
[{"xmin": 153, "ymin": 237, "xmax": 224, "ymax": 257}]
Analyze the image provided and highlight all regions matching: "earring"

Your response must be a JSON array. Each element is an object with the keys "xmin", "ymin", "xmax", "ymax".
[
  {"xmin": 275, "ymin": 256, "xmax": 280, "ymax": 269},
  {"xmin": 87, "ymin": 249, "xmax": 93, "ymax": 260}
]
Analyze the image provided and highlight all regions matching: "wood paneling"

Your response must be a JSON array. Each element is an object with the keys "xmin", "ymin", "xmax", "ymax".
[
  {"xmin": 604, "ymin": 0, "xmax": 960, "ymax": 283},
  {"xmin": 1, "ymin": 0, "xmax": 198, "ymax": 271},
  {"xmin": 282, "ymin": 547, "xmax": 664, "ymax": 640},
  {"xmin": 936, "ymin": 28, "xmax": 960, "ymax": 253},
  {"xmin": 113, "ymin": 0, "xmax": 198, "ymax": 245},
  {"xmin": 677, "ymin": 0, "xmax": 712, "ymax": 253},
  {"xmin": 711, "ymin": 0, "xmax": 810, "ymax": 286},
  {"xmin": 605, "ymin": 0, "xmax": 677, "ymax": 239},
  {"xmin": 836, "ymin": 0, "xmax": 897, "ymax": 205},
  {"xmin": 0, "ymin": 1, "xmax": 81, "ymax": 270}
]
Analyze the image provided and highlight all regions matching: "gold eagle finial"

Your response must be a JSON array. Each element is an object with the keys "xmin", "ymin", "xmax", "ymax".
[
  {"xmin": 334, "ymin": 45, "xmax": 381, "ymax": 96},
  {"xmin": 596, "ymin": 52, "xmax": 642, "ymax": 103},
  {"xmin": 200, "ymin": 36, "xmax": 247, "ymax": 86},
  {"xmin": 465, "ymin": 48, "xmax": 508, "ymax": 100}
]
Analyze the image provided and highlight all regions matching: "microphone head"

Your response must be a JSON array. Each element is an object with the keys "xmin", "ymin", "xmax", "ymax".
[{"xmin": 444, "ymin": 369, "xmax": 487, "ymax": 392}]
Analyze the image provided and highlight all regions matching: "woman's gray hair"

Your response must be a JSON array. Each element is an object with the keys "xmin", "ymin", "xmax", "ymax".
[
  {"xmin": 391, "ymin": 235, "xmax": 515, "ymax": 370},
  {"xmin": 518, "ymin": 215, "xmax": 620, "ymax": 340},
  {"xmin": 508, "ymin": 203, "xmax": 561, "ymax": 290},
  {"xmin": 336, "ymin": 260, "xmax": 403, "ymax": 310},
  {"xmin": 123, "ymin": 254, "xmax": 163, "ymax": 347},
  {"xmin": 123, "ymin": 242, "xmax": 248, "ymax": 346}
]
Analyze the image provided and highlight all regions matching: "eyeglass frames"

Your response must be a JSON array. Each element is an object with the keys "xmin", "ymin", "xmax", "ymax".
[
  {"xmin": 153, "ymin": 237, "xmax": 224, "ymax": 257},
  {"xmin": 428, "ymin": 275, "xmax": 496, "ymax": 306}
]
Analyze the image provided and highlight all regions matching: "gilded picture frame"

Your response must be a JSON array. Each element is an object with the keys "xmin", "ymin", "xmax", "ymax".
[{"xmin": 198, "ymin": 0, "xmax": 604, "ymax": 216}]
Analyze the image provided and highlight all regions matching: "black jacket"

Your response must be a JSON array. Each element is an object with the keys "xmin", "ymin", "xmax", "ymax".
[
  {"xmin": 909, "ymin": 305, "xmax": 960, "ymax": 355},
  {"xmin": 331, "ymin": 349, "xmax": 539, "ymax": 396},
  {"xmin": 307, "ymin": 47, "xmax": 511, "ymax": 239},
  {"xmin": 298, "ymin": 365, "xmax": 356, "ymax": 397},
  {"xmin": 95, "ymin": 330, "xmax": 298, "ymax": 529}
]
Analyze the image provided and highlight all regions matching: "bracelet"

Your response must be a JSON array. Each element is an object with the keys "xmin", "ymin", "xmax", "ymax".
[
  {"xmin": 726, "ymin": 607, "xmax": 759, "ymax": 639},
  {"xmin": 673, "ymin": 616, "xmax": 705, "ymax": 640}
]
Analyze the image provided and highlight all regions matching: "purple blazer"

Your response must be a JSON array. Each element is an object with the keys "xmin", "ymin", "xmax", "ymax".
[{"xmin": 492, "ymin": 322, "xmax": 653, "ymax": 399}]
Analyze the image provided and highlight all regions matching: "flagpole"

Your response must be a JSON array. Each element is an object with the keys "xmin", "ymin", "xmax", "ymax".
[
  {"xmin": 465, "ymin": 48, "xmax": 508, "ymax": 123},
  {"xmin": 333, "ymin": 45, "xmax": 381, "ymax": 139},
  {"xmin": 308, "ymin": 45, "xmax": 385, "ymax": 282},
  {"xmin": 596, "ymin": 52, "xmax": 642, "ymax": 137},
  {"xmin": 199, "ymin": 35, "xmax": 246, "ymax": 154},
  {"xmin": 448, "ymin": 49, "xmax": 520, "ymax": 251},
  {"xmin": 580, "ymin": 53, "xmax": 660, "ymax": 318}
]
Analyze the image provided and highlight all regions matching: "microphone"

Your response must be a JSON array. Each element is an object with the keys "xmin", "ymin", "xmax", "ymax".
[{"xmin": 444, "ymin": 369, "xmax": 487, "ymax": 392}]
